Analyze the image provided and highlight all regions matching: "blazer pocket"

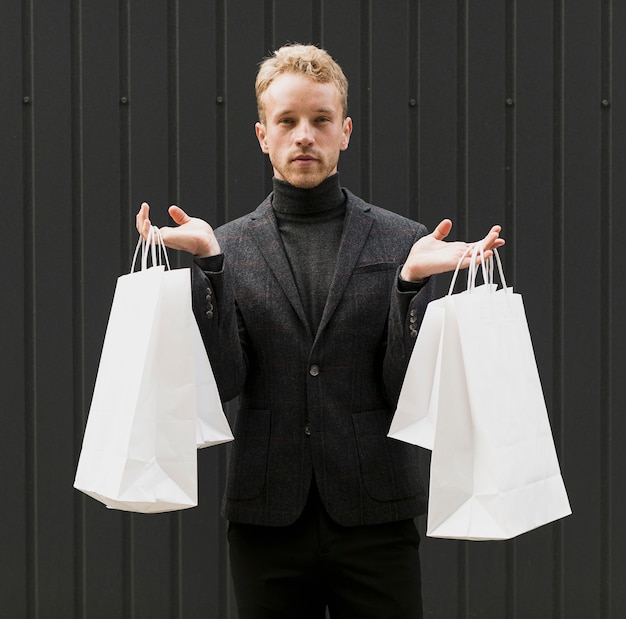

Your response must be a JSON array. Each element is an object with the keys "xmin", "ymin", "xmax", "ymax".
[
  {"xmin": 352, "ymin": 261, "xmax": 397, "ymax": 274},
  {"xmin": 352, "ymin": 409, "xmax": 422, "ymax": 502},
  {"xmin": 226, "ymin": 409, "xmax": 271, "ymax": 500}
]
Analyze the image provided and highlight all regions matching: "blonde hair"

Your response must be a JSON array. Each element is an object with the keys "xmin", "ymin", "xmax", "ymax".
[{"xmin": 255, "ymin": 43, "xmax": 349, "ymax": 123}]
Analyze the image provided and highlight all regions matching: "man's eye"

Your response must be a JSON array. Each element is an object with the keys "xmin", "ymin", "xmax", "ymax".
[{"xmin": 279, "ymin": 118, "xmax": 293, "ymax": 124}]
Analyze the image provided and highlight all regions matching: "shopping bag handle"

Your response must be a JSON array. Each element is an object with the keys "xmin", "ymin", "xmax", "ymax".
[
  {"xmin": 492, "ymin": 247, "xmax": 507, "ymax": 289},
  {"xmin": 130, "ymin": 226, "xmax": 171, "ymax": 273},
  {"xmin": 447, "ymin": 242, "xmax": 507, "ymax": 296}
]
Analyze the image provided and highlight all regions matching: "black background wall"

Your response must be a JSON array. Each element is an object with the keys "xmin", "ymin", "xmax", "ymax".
[{"xmin": 1, "ymin": 1, "xmax": 625, "ymax": 617}]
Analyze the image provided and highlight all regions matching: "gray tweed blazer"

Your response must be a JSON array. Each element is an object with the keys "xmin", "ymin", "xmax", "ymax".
[{"xmin": 192, "ymin": 189, "xmax": 433, "ymax": 527}]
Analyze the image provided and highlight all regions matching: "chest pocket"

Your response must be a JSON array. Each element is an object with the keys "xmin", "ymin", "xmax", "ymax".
[{"xmin": 352, "ymin": 261, "xmax": 397, "ymax": 275}]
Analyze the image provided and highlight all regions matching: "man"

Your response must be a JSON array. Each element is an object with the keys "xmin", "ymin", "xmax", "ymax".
[{"xmin": 137, "ymin": 44, "xmax": 503, "ymax": 619}]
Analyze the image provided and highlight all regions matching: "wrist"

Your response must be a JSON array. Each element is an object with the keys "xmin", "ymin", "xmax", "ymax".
[
  {"xmin": 400, "ymin": 264, "xmax": 427, "ymax": 283},
  {"xmin": 194, "ymin": 240, "xmax": 221, "ymax": 258}
]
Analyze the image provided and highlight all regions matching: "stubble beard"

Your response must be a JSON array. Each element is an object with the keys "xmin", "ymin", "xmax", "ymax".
[{"xmin": 271, "ymin": 155, "xmax": 337, "ymax": 189}]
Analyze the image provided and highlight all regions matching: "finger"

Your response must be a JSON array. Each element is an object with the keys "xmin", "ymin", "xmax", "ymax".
[
  {"xmin": 168, "ymin": 204, "xmax": 191, "ymax": 226},
  {"xmin": 136, "ymin": 202, "xmax": 152, "ymax": 237},
  {"xmin": 135, "ymin": 202, "xmax": 148, "ymax": 224},
  {"xmin": 482, "ymin": 225, "xmax": 504, "ymax": 250},
  {"xmin": 431, "ymin": 218, "xmax": 453, "ymax": 241}
]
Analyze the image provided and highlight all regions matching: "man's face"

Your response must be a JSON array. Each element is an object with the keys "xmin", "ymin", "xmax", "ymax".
[{"xmin": 255, "ymin": 73, "xmax": 352, "ymax": 189}]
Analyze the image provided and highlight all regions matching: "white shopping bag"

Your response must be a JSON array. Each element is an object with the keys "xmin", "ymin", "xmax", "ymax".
[
  {"xmin": 74, "ymin": 228, "xmax": 233, "ymax": 513},
  {"xmin": 388, "ymin": 299, "xmax": 446, "ymax": 450},
  {"xmin": 390, "ymin": 245, "xmax": 571, "ymax": 540},
  {"xmin": 192, "ymin": 318, "xmax": 233, "ymax": 449}
]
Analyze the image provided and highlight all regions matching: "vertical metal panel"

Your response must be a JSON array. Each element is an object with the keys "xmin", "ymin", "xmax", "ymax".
[
  {"xmin": 358, "ymin": 0, "xmax": 373, "ymax": 201},
  {"xmin": 21, "ymin": 0, "xmax": 37, "ymax": 616},
  {"xmin": 455, "ymin": 0, "xmax": 469, "ymax": 245},
  {"xmin": 609, "ymin": 4, "xmax": 626, "ymax": 617},
  {"xmin": 599, "ymin": 3, "xmax": 614, "ymax": 619},
  {"xmin": 503, "ymin": 3, "xmax": 518, "ymax": 617},
  {"xmin": 417, "ymin": 0, "xmax": 459, "ymax": 232},
  {"xmin": 30, "ymin": 0, "xmax": 76, "ymax": 615},
  {"xmin": 562, "ymin": 2, "xmax": 604, "ymax": 618},
  {"xmin": 78, "ymin": 0, "xmax": 127, "ymax": 610},
  {"xmin": 224, "ymin": 0, "xmax": 265, "ymax": 221},
  {"xmin": 370, "ymin": 2, "xmax": 411, "ymax": 217},
  {"xmin": 2, "ymin": 1, "xmax": 626, "ymax": 617},
  {"xmin": 551, "ymin": 2, "xmax": 568, "ymax": 615},
  {"xmin": 512, "ymin": 0, "xmax": 563, "ymax": 616},
  {"xmin": 0, "ymin": 0, "xmax": 27, "ymax": 616},
  {"xmin": 70, "ymin": 0, "xmax": 87, "ymax": 615}
]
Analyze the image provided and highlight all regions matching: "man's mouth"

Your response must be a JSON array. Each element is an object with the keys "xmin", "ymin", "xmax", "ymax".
[{"xmin": 293, "ymin": 153, "xmax": 316, "ymax": 162}]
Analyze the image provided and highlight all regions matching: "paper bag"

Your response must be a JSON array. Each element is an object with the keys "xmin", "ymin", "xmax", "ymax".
[
  {"xmin": 192, "ymin": 318, "xmax": 233, "ymax": 448},
  {"xmin": 388, "ymin": 299, "xmax": 446, "ymax": 450},
  {"xmin": 74, "ymin": 228, "xmax": 233, "ymax": 513},
  {"xmin": 390, "ymin": 246, "xmax": 571, "ymax": 540}
]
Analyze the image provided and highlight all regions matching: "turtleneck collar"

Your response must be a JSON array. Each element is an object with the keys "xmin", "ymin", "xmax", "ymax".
[{"xmin": 271, "ymin": 173, "xmax": 346, "ymax": 216}]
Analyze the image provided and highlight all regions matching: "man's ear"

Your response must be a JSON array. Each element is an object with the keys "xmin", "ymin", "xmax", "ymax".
[
  {"xmin": 255, "ymin": 122, "xmax": 269, "ymax": 153},
  {"xmin": 341, "ymin": 117, "xmax": 353, "ymax": 151}
]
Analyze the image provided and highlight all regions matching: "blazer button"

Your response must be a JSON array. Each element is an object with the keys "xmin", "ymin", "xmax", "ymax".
[
  {"xmin": 304, "ymin": 423, "xmax": 311, "ymax": 436},
  {"xmin": 309, "ymin": 364, "xmax": 320, "ymax": 377}
]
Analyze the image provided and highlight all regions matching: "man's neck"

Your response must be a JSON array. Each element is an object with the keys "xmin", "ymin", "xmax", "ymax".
[{"xmin": 272, "ymin": 174, "xmax": 345, "ymax": 215}]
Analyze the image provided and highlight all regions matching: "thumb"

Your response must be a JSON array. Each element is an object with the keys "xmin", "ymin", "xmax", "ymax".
[
  {"xmin": 168, "ymin": 204, "xmax": 190, "ymax": 226},
  {"xmin": 432, "ymin": 218, "xmax": 453, "ymax": 241}
]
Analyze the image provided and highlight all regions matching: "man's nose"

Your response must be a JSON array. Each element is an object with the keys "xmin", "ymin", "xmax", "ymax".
[{"xmin": 295, "ymin": 121, "xmax": 314, "ymax": 145}]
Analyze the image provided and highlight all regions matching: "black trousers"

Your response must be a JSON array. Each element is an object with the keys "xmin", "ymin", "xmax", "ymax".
[{"xmin": 228, "ymin": 484, "xmax": 423, "ymax": 619}]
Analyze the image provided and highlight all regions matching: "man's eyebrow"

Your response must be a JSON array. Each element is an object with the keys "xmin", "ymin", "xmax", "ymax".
[{"xmin": 274, "ymin": 107, "xmax": 336, "ymax": 116}]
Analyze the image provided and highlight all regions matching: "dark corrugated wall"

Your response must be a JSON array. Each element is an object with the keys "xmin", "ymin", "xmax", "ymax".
[{"xmin": 1, "ymin": 1, "xmax": 625, "ymax": 617}]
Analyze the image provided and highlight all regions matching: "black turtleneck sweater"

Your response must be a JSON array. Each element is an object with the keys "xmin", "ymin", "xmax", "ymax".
[{"xmin": 272, "ymin": 174, "xmax": 346, "ymax": 332}]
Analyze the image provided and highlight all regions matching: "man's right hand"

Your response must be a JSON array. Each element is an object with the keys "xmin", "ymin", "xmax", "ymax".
[{"xmin": 136, "ymin": 202, "xmax": 221, "ymax": 257}]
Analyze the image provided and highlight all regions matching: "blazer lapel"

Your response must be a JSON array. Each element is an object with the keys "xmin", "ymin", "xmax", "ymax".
[
  {"xmin": 248, "ymin": 200, "xmax": 313, "ymax": 336},
  {"xmin": 317, "ymin": 197, "xmax": 374, "ymax": 337}
]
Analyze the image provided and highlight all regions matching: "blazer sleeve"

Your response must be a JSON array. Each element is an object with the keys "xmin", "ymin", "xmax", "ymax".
[
  {"xmin": 382, "ymin": 229, "xmax": 436, "ymax": 407},
  {"xmin": 191, "ymin": 255, "xmax": 248, "ymax": 403}
]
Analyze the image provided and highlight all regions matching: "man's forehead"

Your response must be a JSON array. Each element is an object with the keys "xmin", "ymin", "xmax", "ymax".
[{"xmin": 263, "ymin": 75, "xmax": 342, "ymax": 110}]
